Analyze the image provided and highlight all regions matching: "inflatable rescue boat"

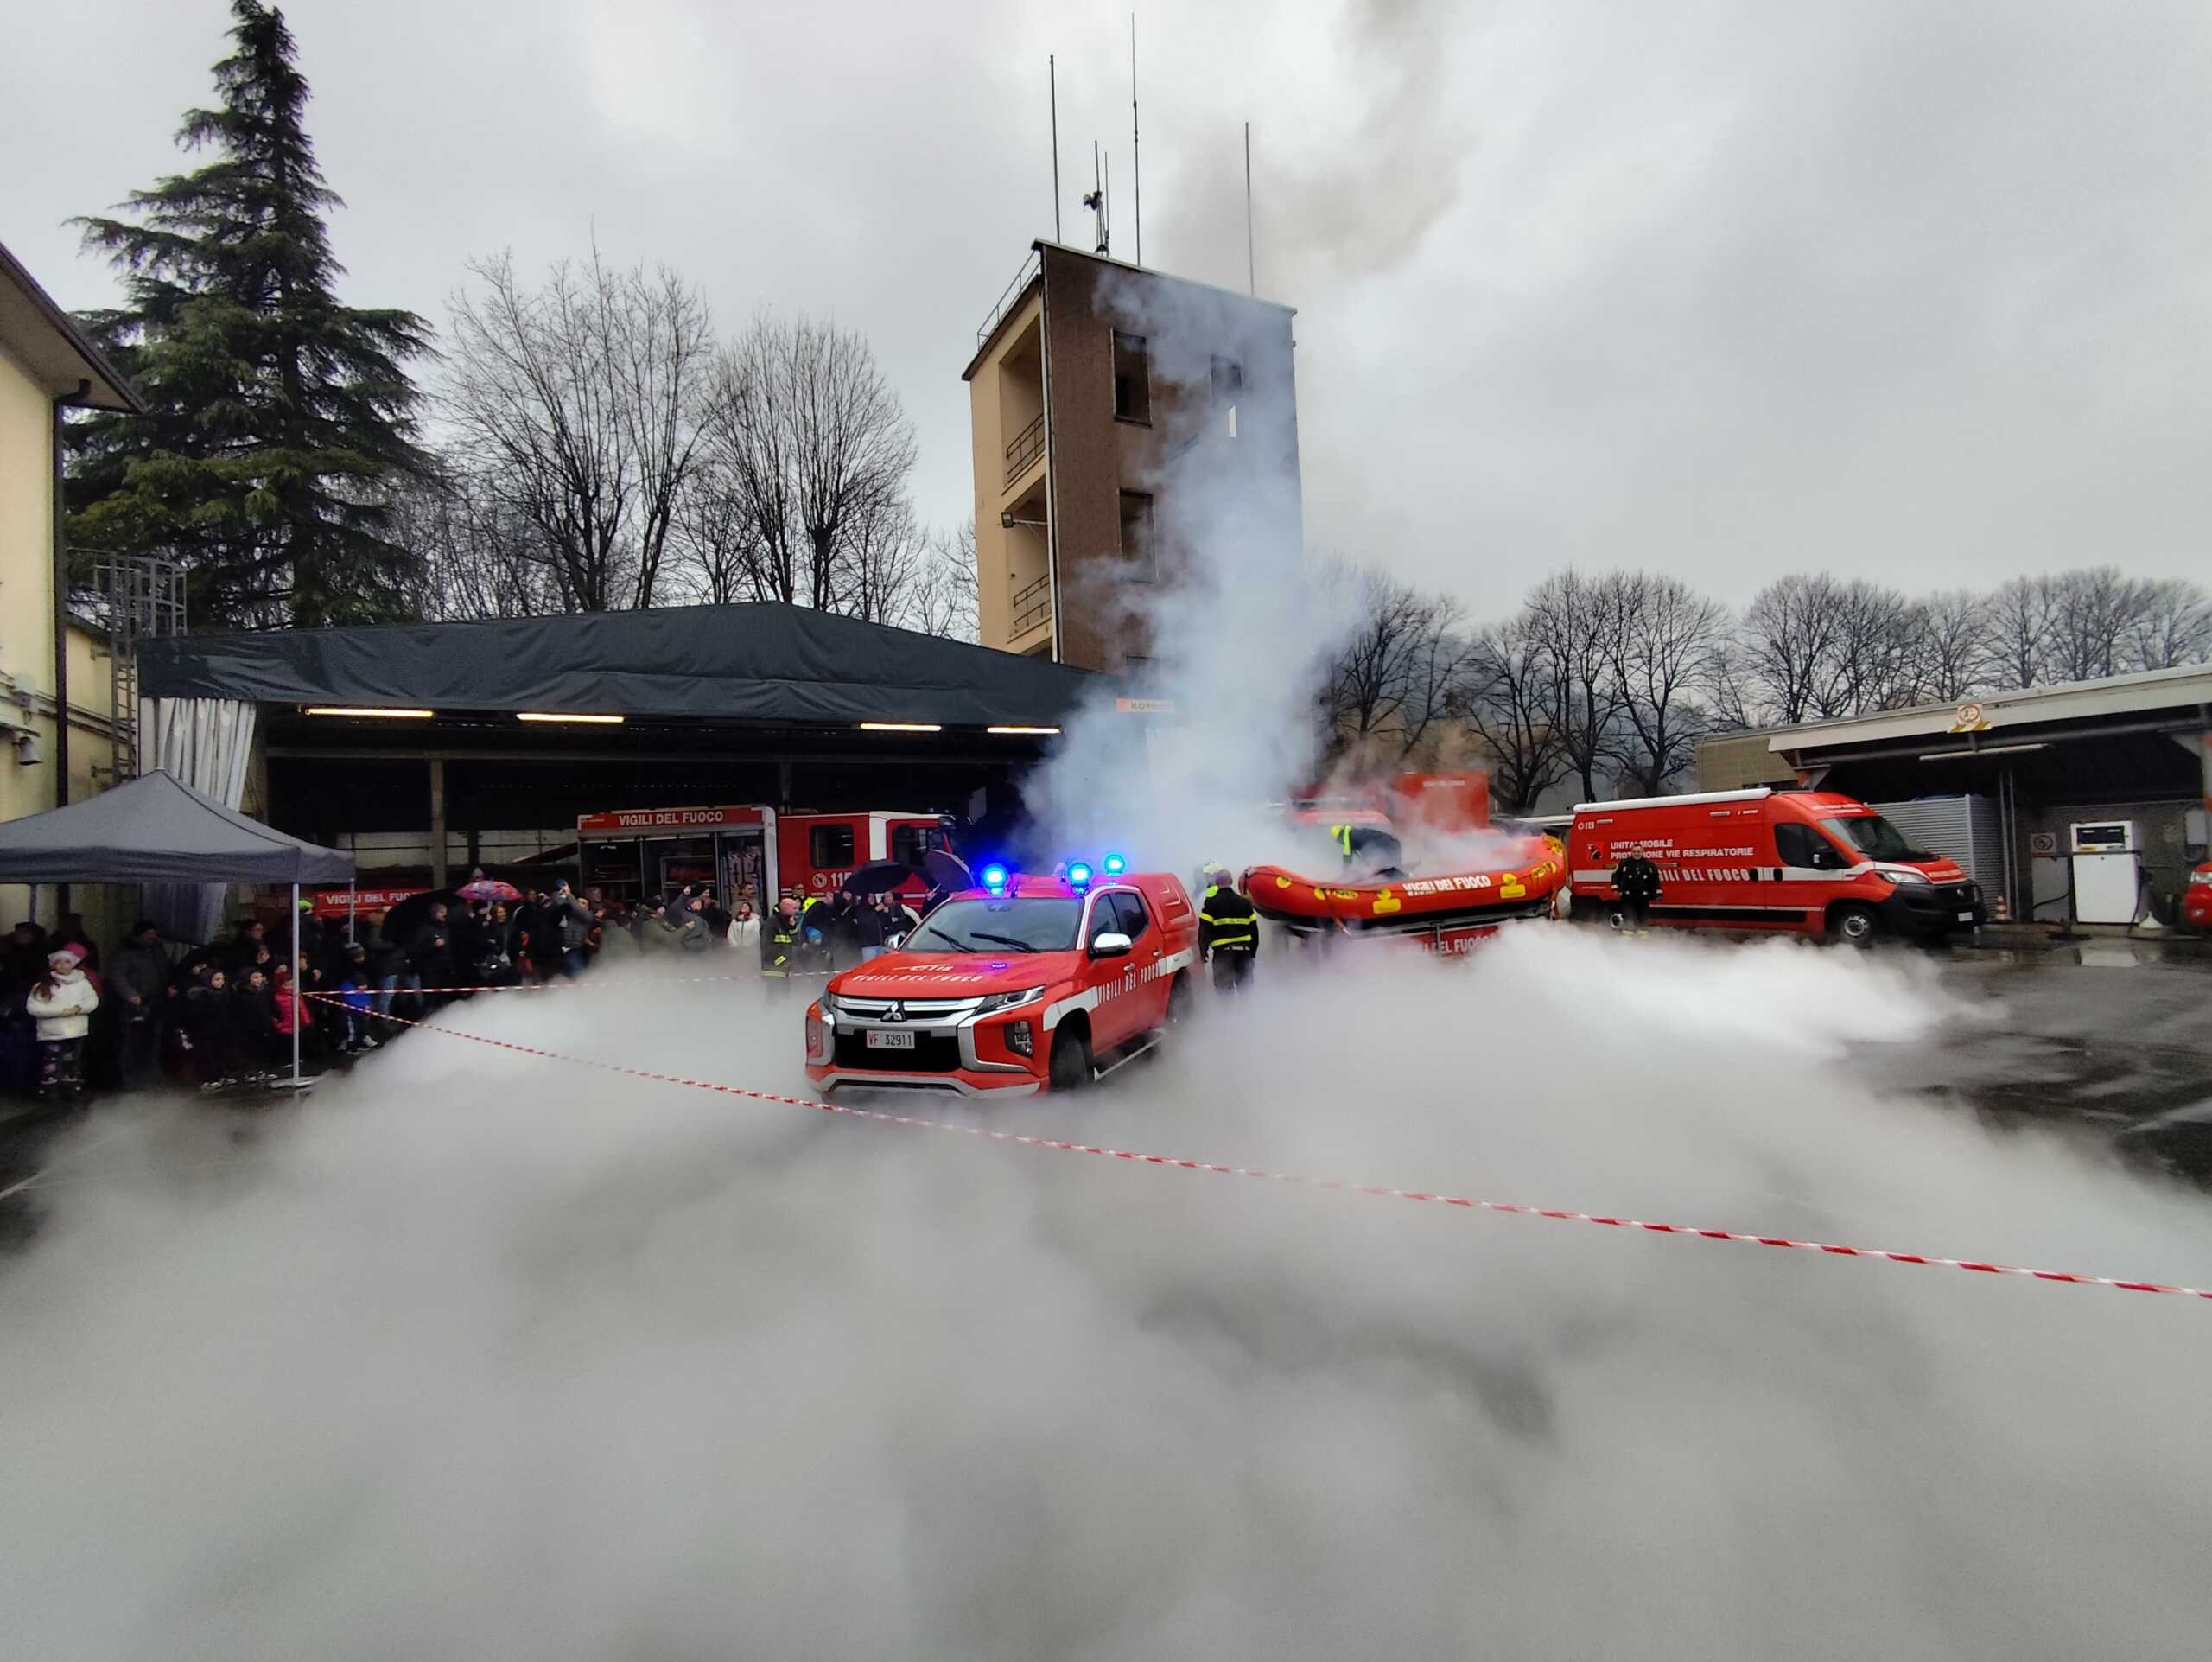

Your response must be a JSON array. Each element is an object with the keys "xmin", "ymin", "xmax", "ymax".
[{"xmin": 1244, "ymin": 835, "xmax": 1567, "ymax": 943}]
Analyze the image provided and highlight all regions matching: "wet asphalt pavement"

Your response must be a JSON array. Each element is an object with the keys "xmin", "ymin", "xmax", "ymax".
[{"xmin": 1850, "ymin": 933, "xmax": 2212, "ymax": 1180}]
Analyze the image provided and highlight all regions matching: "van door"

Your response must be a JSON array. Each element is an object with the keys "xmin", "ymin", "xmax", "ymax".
[{"xmin": 1773, "ymin": 820, "xmax": 1850, "ymax": 931}]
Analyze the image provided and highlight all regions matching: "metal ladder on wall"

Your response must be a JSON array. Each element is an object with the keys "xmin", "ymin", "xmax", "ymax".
[{"xmin": 88, "ymin": 555, "xmax": 186, "ymax": 782}]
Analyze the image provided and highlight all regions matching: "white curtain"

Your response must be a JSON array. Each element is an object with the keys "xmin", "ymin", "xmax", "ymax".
[{"xmin": 138, "ymin": 697, "xmax": 258, "ymax": 943}]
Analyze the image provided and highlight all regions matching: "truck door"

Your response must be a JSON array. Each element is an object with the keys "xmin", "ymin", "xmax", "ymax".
[{"xmin": 1110, "ymin": 889, "xmax": 1168, "ymax": 1031}]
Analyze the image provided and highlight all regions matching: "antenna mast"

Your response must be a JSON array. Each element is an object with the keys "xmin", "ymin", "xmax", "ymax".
[
  {"xmin": 1084, "ymin": 142, "xmax": 1110, "ymax": 255},
  {"xmin": 1050, "ymin": 55, "xmax": 1062, "ymax": 241},
  {"xmin": 1130, "ymin": 15, "xmax": 1141, "ymax": 265},
  {"xmin": 1244, "ymin": 121, "xmax": 1255, "ymax": 295}
]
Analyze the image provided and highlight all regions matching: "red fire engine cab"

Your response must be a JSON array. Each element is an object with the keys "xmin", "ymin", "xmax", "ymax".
[{"xmin": 574, "ymin": 804, "xmax": 952, "ymax": 909}]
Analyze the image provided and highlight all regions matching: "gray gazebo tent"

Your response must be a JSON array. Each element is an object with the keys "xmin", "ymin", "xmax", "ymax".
[{"xmin": 0, "ymin": 769, "xmax": 355, "ymax": 1088}]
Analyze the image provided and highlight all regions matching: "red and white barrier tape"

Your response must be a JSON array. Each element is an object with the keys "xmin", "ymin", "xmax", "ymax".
[
  {"xmin": 305, "ymin": 995, "xmax": 2212, "ymax": 1305},
  {"xmin": 319, "ymin": 974, "xmax": 767, "ymax": 996}
]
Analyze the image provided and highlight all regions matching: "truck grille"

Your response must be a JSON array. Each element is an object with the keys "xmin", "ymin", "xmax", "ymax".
[{"xmin": 832, "ymin": 1033, "xmax": 964, "ymax": 1073}]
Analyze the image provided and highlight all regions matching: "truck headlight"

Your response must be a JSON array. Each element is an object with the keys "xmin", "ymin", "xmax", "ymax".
[
  {"xmin": 1883, "ymin": 868, "xmax": 1929, "ymax": 886},
  {"xmin": 977, "ymin": 985, "xmax": 1046, "ymax": 1014},
  {"xmin": 2191, "ymin": 870, "xmax": 2212, "ymax": 888}
]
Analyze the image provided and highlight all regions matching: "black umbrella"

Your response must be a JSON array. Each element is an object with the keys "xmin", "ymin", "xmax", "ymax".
[
  {"xmin": 372, "ymin": 887, "xmax": 459, "ymax": 943},
  {"xmin": 922, "ymin": 849, "xmax": 972, "ymax": 892},
  {"xmin": 842, "ymin": 860, "xmax": 914, "ymax": 895}
]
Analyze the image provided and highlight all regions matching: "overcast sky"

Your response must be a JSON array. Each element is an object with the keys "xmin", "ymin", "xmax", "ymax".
[{"xmin": 6, "ymin": 0, "xmax": 2209, "ymax": 607}]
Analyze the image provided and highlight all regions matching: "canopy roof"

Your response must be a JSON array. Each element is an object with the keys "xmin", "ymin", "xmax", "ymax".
[
  {"xmin": 138, "ymin": 603, "xmax": 1096, "ymax": 727},
  {"xmin": 0, "ymin": 769, "xmax": 353, "ymax": 884}
]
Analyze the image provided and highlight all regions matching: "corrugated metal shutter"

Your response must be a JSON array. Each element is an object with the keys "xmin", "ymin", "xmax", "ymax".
[{"xmin": 1873, "ymin": 795, "xmax": 2004, "ymax": 893}]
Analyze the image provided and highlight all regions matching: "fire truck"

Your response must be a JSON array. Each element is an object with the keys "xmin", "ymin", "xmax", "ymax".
[
  {"xmin": 805, "ymin": 860, "xmax": 1198, "ymax": 1097},
  {"xmin": 574, "ymin": 805, "xmax": 954, "ymax": 910}
]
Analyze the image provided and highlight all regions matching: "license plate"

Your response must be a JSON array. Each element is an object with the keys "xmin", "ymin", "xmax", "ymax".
[
  {"xmin": 1956, "ymin": 911, "xmax": 1974, "ymax": 923},
  {"xmin": 865, "ymin": 1029, "xmax": 916, "ymax": 1050}
]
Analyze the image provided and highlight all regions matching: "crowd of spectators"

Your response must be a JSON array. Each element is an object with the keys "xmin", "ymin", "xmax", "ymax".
[{"xmin": 0, "ymin": 874, "xmax": 929, "ymax": 1105}]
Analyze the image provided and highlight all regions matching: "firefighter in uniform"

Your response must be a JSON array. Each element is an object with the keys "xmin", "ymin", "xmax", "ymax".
[
  {"xmin": 1612, "ymin": 854, "xmax": 1662, "ymax": 933},
  {"xmin": 1198, "ymin": 864, "xmax": 1259, "ymax": 992},
  {"xmin": 762, "ymin": 894, "xmax": 807, "ymax": 987}
]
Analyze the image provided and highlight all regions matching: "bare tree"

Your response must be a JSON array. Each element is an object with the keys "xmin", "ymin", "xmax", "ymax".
[
  {"xmin": 899, "ymin": 521, "xmax": 980, "ymax": 641},
  {"xmin": 389, "ymin": 472, "xmax": 564, "ymax": 621},
  {"xmin": 689, "ymin": 313, "xmax": 918, "ymax": 613},
  {"xmin": 1911, "ymin": 589, "xmax": 1990, "ymax": 703},
  {"xmin": 1982, "ymin": 576, "xmax": 2055, "ymax": 690},
  {"xmin": 1738, "ymin": 574, "xmax": 1842, "ymax": 724},
  {"xmin": 1321, "ymin": 566, "xmax": 1469, "ymax": 761},
  {"xmin": 2044, "ymin": 566, "xmax": 2146, "ymax": 683},
  {"xmin": 442, "ymin": 248, "xmax": 712, "ymax": 612},
  {"xmin": 2129, "ymin": 576, "xmax": 2212, "ymax": 670},
  {"xmin": 1825, "ymin": 580, "xmax": 1920, "ymax": 715},
  {"xmin": 1609, "ymin": 573, "xmax": 1727, "ymax": 795},
  {"xmin": 1525, "ymin": 569, "xmax": 1630, "ymax": 799},
  {"xmin": 842, "ymin": 494, "xmax": 930, "ymax": 626},
  {"xmin": 1460, "ymin": 614, "xmax": 1567, "ymax": 812}
]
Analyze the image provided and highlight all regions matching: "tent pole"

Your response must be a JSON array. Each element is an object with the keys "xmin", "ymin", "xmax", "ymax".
[
  {"xmin": 347, "ymin": 877, "xmax": 357, "ymax": 945},
  {"xmin": 291, "ymin": 880, "xmax": 303, "ymax": 1090}
]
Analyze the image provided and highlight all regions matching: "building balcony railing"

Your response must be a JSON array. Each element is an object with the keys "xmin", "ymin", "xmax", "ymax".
[
  {"xmin": 1003, "ymin": 413, "xmax": 1045, "ymax": 487},
  {"xmin": 977, "ymin": 248, "xmax": 1042, "ymax": 347},
  {"xmin": 1010, "ymin": 573, "xmax": 1052, "ymax": 638}
]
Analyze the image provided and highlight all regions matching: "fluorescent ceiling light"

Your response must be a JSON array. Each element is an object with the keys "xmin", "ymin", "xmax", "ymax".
[
  {"xmin": 516, "ymin": 712, "xmax": 625, "ymax": 724},
  {"xmin": 304, "ymin": 706, "xmax": 434, "ymax": 719},
  {"xmin": 1916, "ymin": 742, "xmax": 2048, "ymax": 761},
  {"xmin": 860, "ymin": 722, "xmax": 943, "ymax": 733},
  {"xmin": 987, "ymin": 724, "xmax": 1061, "ymax": 735}
]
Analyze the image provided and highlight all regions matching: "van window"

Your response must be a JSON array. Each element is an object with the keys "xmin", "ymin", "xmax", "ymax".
[
  {"xmin": 1821, "ymin": 815, "xmax": 1928, "ymax": 863},
  {"xmin": 809, "ymin": 823, "xmax": 856, "ymax": 869},
  {"xmin": 1775, "ymin": 822, "xmax": 1850, "ymax": 872}
]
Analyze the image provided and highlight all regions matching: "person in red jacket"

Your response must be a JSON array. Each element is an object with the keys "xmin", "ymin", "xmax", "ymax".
[{"xmin": 270, "ymin": 960, "xmax": 317, "ymax": 1066}]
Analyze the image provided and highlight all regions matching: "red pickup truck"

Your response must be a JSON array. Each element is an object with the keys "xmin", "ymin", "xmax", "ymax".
[{"xmin": 804, "ymin": 869, "xmax": 1198, "ymax": 1097}]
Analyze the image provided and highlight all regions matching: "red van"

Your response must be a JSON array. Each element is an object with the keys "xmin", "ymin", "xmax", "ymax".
[{"xmin": 1567, "ymin": 788, "xmax": 1986, "ymax": 943}]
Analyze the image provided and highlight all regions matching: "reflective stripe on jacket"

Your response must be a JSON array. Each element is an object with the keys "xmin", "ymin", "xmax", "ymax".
[{"xmin": 1198, "ymin": 883, "xmax": 1259, "ymax": 954}]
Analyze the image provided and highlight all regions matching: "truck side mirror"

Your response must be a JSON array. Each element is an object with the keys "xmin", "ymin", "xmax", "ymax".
[{"xmin": 1089, "ymin": 931, "xmax": 1133, "ymax": 959}]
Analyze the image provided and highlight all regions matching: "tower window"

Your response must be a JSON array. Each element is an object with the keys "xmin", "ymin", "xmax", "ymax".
[{"xmin": 1112, "ymin": 332, "xmax": 1151, "ymax": 423}]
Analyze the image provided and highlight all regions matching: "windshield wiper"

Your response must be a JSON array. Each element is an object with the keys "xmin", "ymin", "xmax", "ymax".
[{"xmin": 966, "ymin": 930, "xmax": 1042, "ymax": 952}]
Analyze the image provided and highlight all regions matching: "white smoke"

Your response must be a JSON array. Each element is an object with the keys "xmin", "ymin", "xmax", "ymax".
[{"xmin": 3, "ymin": 939, "xmax": 2210, "ymax": 1659}]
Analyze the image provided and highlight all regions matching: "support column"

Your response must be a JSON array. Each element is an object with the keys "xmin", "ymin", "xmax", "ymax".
[
  {"xmin": 777, "ymin": 756, "xmax": 794, "ymax": 811},
  {"xmin": 429, "ymin": 757, "xmax": 448, "ymax": 890}
]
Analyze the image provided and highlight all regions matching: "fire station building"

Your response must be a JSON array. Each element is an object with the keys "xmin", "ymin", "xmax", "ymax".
[{"xmin": 137, "ymin": 602, "xmax": 1096, "ymax": 897}]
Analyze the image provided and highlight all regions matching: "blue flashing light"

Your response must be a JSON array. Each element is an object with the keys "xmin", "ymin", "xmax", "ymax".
[
  {"xmin": 1066, "ymin": 861, "xmax": 1094, "ymax": 888},
  {"xmin": 1102, "ymin": 852, "xmax": 1127, "ymax": 875},
  {"xmin": 980, "ymin": 863, "xmax": 1010, "ymax": 892}
]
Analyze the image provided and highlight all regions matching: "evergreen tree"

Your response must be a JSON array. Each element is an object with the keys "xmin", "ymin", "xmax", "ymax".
[{"xmin": 67, "ymin": 0, "xmax": 433, "ymax": 628}]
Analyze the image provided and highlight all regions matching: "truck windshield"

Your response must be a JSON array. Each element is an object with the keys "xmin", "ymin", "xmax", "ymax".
[
  {"xmin": 1821, "ymin": 815, "xmax": 1930, "ymax": 863},
  {"xmin": 903, "ymin": 897, "xmax": 1081, "ymax": 953}
]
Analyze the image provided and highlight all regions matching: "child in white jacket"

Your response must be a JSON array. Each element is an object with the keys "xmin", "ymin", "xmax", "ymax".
[{"xmin": 27, "ymin": 944, "xmax": 100, "ymax": 1100}]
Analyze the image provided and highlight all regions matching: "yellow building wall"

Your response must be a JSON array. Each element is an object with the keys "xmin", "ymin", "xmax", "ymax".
[{"xmin": 0, "ymin": 338, "xmax": 123, "ymax": 946}]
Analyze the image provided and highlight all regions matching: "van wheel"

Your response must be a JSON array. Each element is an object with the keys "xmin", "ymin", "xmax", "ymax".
[
  {"xmin": 1831, "ymin": 904, "xmax": 1878, "ymax": 946},
  {"xmin": 1048, "ymin": 1024, "xmax": 1093, "ymax": 1092}
]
